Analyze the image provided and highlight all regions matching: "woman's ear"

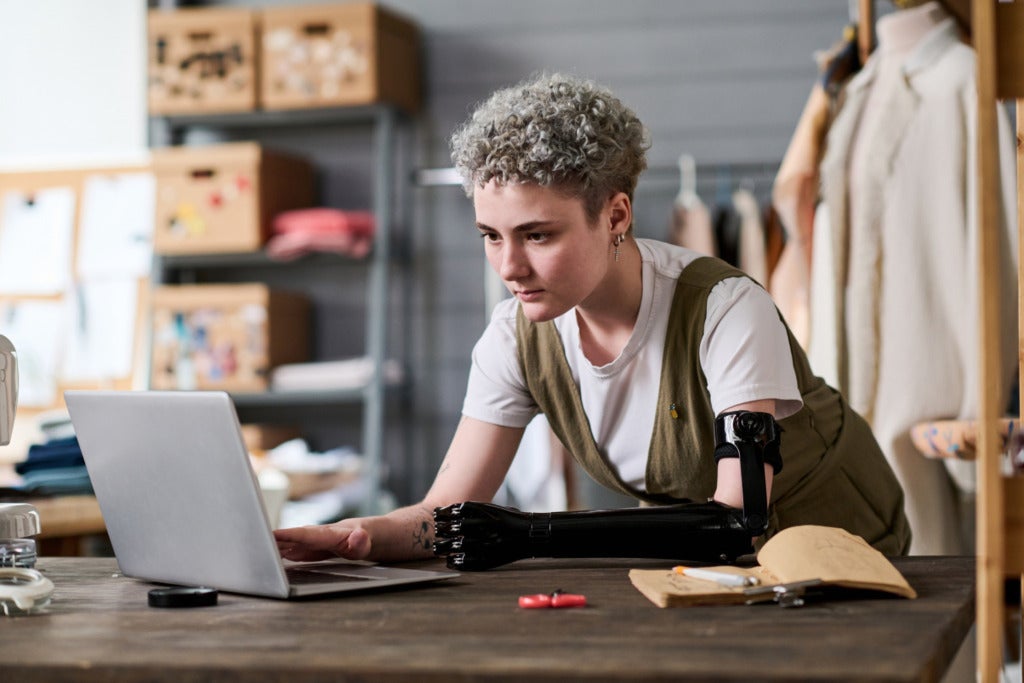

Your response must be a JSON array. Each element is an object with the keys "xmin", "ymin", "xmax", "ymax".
[{"xmin": 607, "ymin": 192, "xmax": 633, "ymax": 235}]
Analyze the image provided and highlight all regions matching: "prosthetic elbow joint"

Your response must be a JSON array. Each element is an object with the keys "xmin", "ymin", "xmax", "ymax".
[{"xmin": 713, "ymin": 410, "xmax": 782, "ymax": 535}]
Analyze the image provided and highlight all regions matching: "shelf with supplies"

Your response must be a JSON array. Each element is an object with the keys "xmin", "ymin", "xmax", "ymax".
[
  {"xmin": 229, "ymin": 387, "xmax": 366, "ymax": 408},
  {"xmin": 215, "ymin": 360, "xmax": 408, "ymax": 404},
  {"xmin": 147, "ymin": 103, "xmax": 409, "ymax": 516},
  {"xmin": 154, "ymin": 245, "xmax": 409, "ymax": 275},
  {"xmin": 151, "ymin": 104, "xmax": 398, "ymax": 134}
]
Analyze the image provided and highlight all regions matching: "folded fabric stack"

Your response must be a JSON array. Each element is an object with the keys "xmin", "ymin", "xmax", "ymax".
[
  {"xmin": 270, "ymin": 356, "xmax": 403, "ymax": 392},
  {"xmin": 14, "ymin": 436, "xmax": 92, "ymax": 496},
  {"xmin": 266, "ymin": 208, "xmax": 375, "ymax": 261}
]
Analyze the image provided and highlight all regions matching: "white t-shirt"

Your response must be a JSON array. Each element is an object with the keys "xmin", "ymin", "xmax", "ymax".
[{"xmin": 462, "ymin": 238, "xmax": 802, "ymax": 491}]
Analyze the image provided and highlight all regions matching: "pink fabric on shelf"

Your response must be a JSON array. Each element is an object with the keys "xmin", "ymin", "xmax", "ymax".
[{"xmin": 267, "ymin": 208, "xmax": 376, "ymax": 260}]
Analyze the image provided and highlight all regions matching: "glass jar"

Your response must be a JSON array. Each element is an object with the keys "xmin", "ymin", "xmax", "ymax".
[{"xmin": 0, "ymin": 503, "xmax": 40, "ymax": 568}]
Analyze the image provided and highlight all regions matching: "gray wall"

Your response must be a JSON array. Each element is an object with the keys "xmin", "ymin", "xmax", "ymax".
[{"xmin": 188, "ymin": 0, "xmax": 852, "ymax": 503}]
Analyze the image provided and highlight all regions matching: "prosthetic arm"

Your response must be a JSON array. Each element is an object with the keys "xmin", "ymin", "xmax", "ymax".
[{"xmin": 433, "ymin": 411, "xmax": 782, "ymax": 571}]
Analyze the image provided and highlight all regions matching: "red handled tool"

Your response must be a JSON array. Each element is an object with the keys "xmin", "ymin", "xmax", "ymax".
[{"xmin": 518, "ymin": 589, "xmax": 587, "ymax": 609}]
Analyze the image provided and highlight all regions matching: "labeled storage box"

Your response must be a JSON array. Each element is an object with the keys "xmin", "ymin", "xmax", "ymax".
[
  {"xmin": 150, "ymin": 284, "xmax": 310, "ymax": 392},
  {"xmin": 147, "ymin": 7, "xmax": 260, "ymax": 115},
  {"xmin": 260, "ymin": 2, "xmax": 421, "ymax": 113},
  {"xmin": 152, "ymin": 142, "xmax": 314, "ymax": 254}
]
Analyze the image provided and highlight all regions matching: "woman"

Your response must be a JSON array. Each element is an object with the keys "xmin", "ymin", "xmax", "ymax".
[{"xmin": 275, "ymin": 73, "xmax": 911, "ymax": 565}]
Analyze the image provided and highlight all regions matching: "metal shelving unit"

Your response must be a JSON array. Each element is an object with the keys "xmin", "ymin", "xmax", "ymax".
[{"xmin": 148, "ymin": 103, "xmax": 405, "ymax": 515}]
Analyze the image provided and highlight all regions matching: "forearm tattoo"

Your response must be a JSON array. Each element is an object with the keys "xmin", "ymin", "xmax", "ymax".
[{"xmin": 411, "ymin": 506, "xmax": 433, "ymax": 551}]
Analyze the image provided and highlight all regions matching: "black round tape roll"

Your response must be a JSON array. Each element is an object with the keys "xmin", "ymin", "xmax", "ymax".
[{"xmin": 148, "ymin": 586, "xmax": 218, "ymax": 608}]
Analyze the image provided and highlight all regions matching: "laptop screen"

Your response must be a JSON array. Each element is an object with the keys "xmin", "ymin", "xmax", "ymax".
[{"xmin": 65, "ymin": 390, "xmax": 292, "ymax": 597}]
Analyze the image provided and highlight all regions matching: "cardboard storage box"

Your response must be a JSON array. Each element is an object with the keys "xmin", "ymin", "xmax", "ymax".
[
  {"xmin": 152, "ymin": 142, "xmax": 314, "ymax": 254},
  {"xmin": 240, "ymin": 424, "xmax": 302, "ymax": 453},
  {"xmin": 260, "ymin": 2, "xmax": 420, "ymax": 113},
  {"xmin": 150, "ymin": 284, "xmax": 310, "ymax": 392},
  {"xmin": 147, "ymin": 7, "xmax": 260, "ymax": 115}
]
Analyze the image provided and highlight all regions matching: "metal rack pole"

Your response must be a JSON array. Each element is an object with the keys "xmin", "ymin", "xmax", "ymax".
[{"xmin": 362, "ymin": 105, "xmax": 397, "ymax": 515}]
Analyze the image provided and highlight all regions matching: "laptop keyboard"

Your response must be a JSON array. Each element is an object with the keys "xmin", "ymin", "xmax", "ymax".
[{"xmin": 285, "ymin": 568, "xmax": 374, "ymax": 585}]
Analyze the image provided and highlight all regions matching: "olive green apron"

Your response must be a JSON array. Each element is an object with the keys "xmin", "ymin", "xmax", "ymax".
[{"xmin": 515, "ymin": 256, "xmax": 910, "ymax": 555}]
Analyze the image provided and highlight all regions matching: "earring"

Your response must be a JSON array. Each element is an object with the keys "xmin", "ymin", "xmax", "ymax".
[{"xmin": 613, "ymin": 234, "xmax": 625, "ymax": 262}]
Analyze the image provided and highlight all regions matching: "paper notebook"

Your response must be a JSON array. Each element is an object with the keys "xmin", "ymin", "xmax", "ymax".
[{"xmin": 629, "ymin": 525, "xmax": 917, "ymax": 608}]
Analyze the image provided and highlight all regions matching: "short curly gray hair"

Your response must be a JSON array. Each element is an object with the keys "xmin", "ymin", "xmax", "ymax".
[{"xmin": 450, "ymin": 73, "xmax": 650, "ymax": 223}]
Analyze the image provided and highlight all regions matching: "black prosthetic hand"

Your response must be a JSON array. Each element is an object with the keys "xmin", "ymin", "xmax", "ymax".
[
  {"xmin": 432, "ymin": 500, "xmax": 754, "ymax": 571},
  {"xmin": 432, "ymin": 410, "xmax": 783, "ymax": 571}
]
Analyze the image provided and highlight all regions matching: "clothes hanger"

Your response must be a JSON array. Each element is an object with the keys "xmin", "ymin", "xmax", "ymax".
[{"xmin": 675, "ymin": 154, "xmax": 699, "ymax": 209}]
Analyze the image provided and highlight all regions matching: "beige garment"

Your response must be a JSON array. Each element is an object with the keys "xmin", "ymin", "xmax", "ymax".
[
  {"xmin": 769, "ymin": 84, "xmax": 832, "ymax": 351},
  {"xmin": 767, "ymin": 241, "xmax": 809, "ymax": 349},
  {"xmin": 819, "ymin": 11, "xmax": 1019, "ymax": 554},
  {"xmin": 845, "ymin": 3, "xmax": 946, "ymax": 426},
  {"xmin": 807, "ymin": 205, "xmax": 838, "ymax": 388},
  {"xmin": 772, "ymin": 83, "xmax": 831, "ymax": 267},
  {"xmin": 733, "ymin": 188, "xmax": 766, "ymax": 286},
  {"xmin": 668, "ymin": 197, "xmax": 715, "ymax": 257}
]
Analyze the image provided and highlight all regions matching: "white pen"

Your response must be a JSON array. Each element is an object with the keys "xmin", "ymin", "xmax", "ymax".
[{"xmin": 673, "ymin": 565, "xmax": 760, "ymax": 587}]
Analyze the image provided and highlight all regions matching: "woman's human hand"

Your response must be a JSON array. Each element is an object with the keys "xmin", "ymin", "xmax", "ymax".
[{"xmin": 273, "ymin": 521, "xmax": 372, "ymax": 562}]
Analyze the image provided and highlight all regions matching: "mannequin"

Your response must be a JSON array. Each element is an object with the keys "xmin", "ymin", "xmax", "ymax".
[{"xmin": 817, "ymin": 1, "xmax": 1019, "ymax": 555}]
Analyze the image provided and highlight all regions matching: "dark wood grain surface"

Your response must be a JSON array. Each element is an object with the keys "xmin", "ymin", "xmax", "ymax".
[{"xmin": 1, "ymin": 556, "xmax": 973, "ymax": 683}]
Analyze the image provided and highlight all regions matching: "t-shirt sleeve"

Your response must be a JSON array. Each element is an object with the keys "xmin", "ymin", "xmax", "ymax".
[
  {"xmin": 699, "ymin": 277, "xmax": 803, "ymax": 418},
  {"xmin": 461, "ymin": 299, "xmax": 539, "ymax": 428}
]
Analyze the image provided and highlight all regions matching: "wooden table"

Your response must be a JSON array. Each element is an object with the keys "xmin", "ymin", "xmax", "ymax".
[{"xmin": 2, "ymin": 556, "xmax": 973, "ymax": 682}]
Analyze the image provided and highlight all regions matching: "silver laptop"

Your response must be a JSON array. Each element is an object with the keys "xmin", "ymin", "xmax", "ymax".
[{"xmin": 64, "ymin": 390, "xmax": 455, "ymax": 598}]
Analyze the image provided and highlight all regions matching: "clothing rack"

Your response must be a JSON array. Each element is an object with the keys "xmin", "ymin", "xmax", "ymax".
[
  {"xmin": 644, "ymin": 160, "xmax": 780, "ymax": 180},
  {"xmin": 973, "ymin": 2, "xmax": 1023, "ymax": 680},
  {"xmin": 641, "ymin": 161, "xmax": 780, "ymax": 207},
  {"xmin": 641, "ymin": 161, "xmax": 780, "ymax": 190}
]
